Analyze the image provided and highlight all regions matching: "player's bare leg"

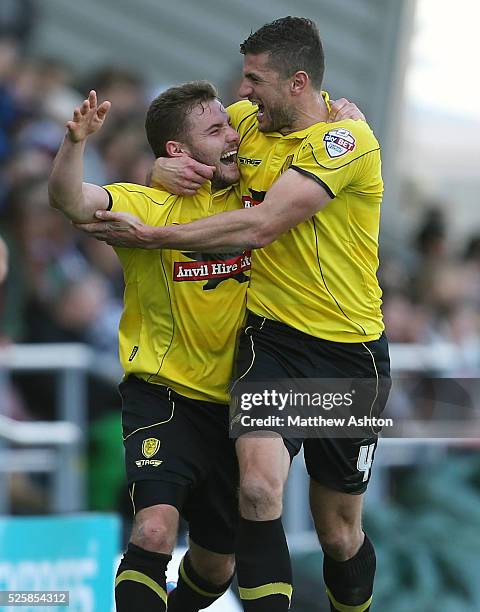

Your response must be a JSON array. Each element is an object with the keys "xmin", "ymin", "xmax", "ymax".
[
  {"xmin": 130, "ymin": 503, "xmax": 179, "ymax": 552},
  {"xmin": 235, "ymin": 434, "xmax": 292, "ymax": 611},
  {"xmin": 189, "ymin": 540, "xmax": 235, "ymax": 584},
  {"xmin": 168, "ymin": 539, "xmax": 235, "ymax": 611},
  {"xmin": 310, "ymin": 480, "xmax": 375, "ymax": 612},
  {"xmin": 115, "ymin": 503, "xmax": 179, "ymax": 611}
]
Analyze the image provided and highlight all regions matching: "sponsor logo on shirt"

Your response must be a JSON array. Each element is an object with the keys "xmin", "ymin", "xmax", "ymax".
[
  {"xmin": 242, "ymin": 189, "xmax": 266, "ymax": 208},
  {"xmin": 173, "ymin": 251, "xmax": 251, "ymax": 289},
  {"xmin": 238, "ymin": 156, "xmax": 262, "ymax": 166},
  {"xmin": 323, "ymin": 128, "xmax": 356, "ymax": 158}
]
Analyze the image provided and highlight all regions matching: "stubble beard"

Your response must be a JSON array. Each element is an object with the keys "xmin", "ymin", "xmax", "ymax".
[{"xmin": 260, "ymin": 102, "xmax": 297, "ymax": 133}]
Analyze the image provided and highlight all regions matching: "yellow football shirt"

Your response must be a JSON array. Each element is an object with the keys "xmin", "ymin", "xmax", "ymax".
[
  {"xmin": 228, "ymin": 97, "xmax": 384, "ymax": 342},
  {"xmin": 104, "ymin": 182, "xmax": 249, "ymax": 403}
]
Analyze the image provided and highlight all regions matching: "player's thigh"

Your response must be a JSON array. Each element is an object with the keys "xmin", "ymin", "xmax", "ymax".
[
  {"xmin": 185, "ymin": 440, "xmax": 239, "ymax": 556},
  {"xmin": 304, "ymin": 436, "xmax": 378, "ymax": 497},
  {"xmin": 232, "ymin": 314, "xmax": 304, "ymax": 479},
  {"xmin": 311, "ymin": 333, "xmax": 391, "ymax": 419},
  {"xmin": 232, "ymin": 313, "xmax": 308, "ymax": 385},
  {"xmin": 236, "ymin": 434, "xmax": 291, "ymax": 491},
  {"xmin": 302, "ymin": 334, "xmax": 389, "ymax": 496},
  {"xmin": 120, "ymin": 376, "xmax": 218, "ymax": 513},
  {"xmin": 309, "ymin": 479, "xmax": 364, "ymax": 530}
]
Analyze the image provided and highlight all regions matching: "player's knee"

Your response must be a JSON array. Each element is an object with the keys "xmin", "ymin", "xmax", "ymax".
[
  {"xmin": 131, "ymin": 514, "xmax": 176, "ymax": 553},
  {"xmin": 239, "ymin": 474, "xmax": 284, "ymax": 517},
  {"xmin": 316, "ymin": 522, "xmax": 363, "ymax": 561}
]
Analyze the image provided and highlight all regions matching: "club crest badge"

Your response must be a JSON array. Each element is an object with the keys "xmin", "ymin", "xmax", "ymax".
[
  {"xmin": 142, "ymin": 438, "xmax": 160, "ymax": 459},
  {"xmin": 323, "ymin": 128, "xmax": 356, "ymax": 158}
]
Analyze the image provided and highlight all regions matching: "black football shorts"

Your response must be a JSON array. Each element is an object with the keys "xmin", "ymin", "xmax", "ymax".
[
  {"xmin": 232, "ymin": 312, "xmax": 391, "ymax": 494},
  {"xmin": 120, "ymin": 375, "xmax": 238, "ymax": 553}
]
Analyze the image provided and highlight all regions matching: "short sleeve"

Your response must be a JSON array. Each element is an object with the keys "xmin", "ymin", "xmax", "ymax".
[
  {"xmin": 103, "ymin": 183, "xmax": 171, "ymax": 224},
  {"xmin": 291, "ymin": 122, "xmax": 380, "ymax": 198}
]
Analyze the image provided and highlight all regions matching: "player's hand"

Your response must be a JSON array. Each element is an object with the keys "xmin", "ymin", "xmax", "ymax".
[
  {"xmin": 74, "ymin": 210, "xmax": 156, "ymax": 249},
  {"xmin": 328, "ymin": 98, "xmax": 365, "ymax": 123},
  {"xmin": 66, "ymin": 90, "xmax": 111, "ymax": 143},
  {"xmin": 150, "ymin": 157, "xmax": 215, "ymax": 196}
]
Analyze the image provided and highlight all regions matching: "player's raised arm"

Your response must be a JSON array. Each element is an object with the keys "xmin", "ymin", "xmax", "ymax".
[{"xmin": 48, "ymin": 90, "xmax": 111, "ymax": 223}]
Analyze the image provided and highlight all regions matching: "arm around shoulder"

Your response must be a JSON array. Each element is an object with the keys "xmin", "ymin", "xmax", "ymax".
[
  {"xmin": 75, "ymin": 168, "xmax": 333, "ymax": 252},
  {"xmin": 254, "ymin": 168, "xmax": 333, "ymax": 246}
]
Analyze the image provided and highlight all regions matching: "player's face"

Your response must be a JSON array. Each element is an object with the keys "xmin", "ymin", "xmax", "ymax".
[
  {"xmin": 184, "ymin": 99, "xmax": 240, "ymax": 189},
  {"xmin": 239, "ymin": 52, "xmax": 296, "ymax": 133}
]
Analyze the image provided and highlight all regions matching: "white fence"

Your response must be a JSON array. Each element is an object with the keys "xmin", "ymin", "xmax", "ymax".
[
  {"xmin": 0, "ymin": 343, "xmax": 120, "ymax": 514},
  {"xmin": 0, "ymin": 342, "xmax": 474, "ymax": 535}
]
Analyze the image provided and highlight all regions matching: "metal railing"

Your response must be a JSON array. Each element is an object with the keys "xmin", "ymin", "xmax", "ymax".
[
  {"xmin": 0, "ymin": 341, "xmax": 475, "ymax": 531},
  {"xmin": 0, "ymin": 343, "xmax": 121, "ymax": 514},
  {"xmin": 284, "ymin": 342, "xmax": 479, "ymax": 544}
]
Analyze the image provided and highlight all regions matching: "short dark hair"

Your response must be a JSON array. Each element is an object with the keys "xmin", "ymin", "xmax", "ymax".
[
  {"xmin": 240, "ymin": 16, "xmax": 324, "ymax": 89},
  {"xmin": 145, "ymin": 81, "xmax": 218, "ymax": 157}
]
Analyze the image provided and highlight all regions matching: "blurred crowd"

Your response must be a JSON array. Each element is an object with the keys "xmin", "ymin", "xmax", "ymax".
[
  {"xmin": 0, "ymin": 25, "xmax": 153, "ymax": 423},
  {"xmin": 380, "ymin": 208, "xmax": 480, "ymax": 373},
  {"xmin": 0, "ymin": 7, "xmax": 157, "ymax": 511},
  {"xmin": 1, "ymin": 5, "xmax": 480, "ymax": 511}
]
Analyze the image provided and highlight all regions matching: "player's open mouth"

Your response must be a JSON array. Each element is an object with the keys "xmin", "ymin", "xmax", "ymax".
[
  {"xmin": 250, "ymin": 99, "xmax": 265, "ymax": 121},
  {"xmin": 220, "ymin": 149, "xmax": 237, "ymax": 165}
]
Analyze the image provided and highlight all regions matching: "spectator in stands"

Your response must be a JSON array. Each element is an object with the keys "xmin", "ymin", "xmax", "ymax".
[
  {"xmin": 0, "ymin": 234, "xmax": 8, "ymax": 283},
  {"xmin": 0, "ymin": 0, "xmax": 36, "ymax": 45}
]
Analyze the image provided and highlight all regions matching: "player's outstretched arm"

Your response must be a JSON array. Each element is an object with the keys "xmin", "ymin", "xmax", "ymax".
[
  {"xmin": 48, "ymin": 90, "xmax": 111, "ymax": 223},
  {"xmin": 75, "ymin": 169, "xmax": 331, "ymax": 251}
]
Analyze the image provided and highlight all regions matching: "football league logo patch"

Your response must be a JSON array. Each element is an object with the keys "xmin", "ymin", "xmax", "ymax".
[
  {"xmin": 323, "ymin": 128, "xmax": 356, "ymax": 158},
  {"xmin": 142, "ymin": 438, "xmax": 160, "ymax": 459}
]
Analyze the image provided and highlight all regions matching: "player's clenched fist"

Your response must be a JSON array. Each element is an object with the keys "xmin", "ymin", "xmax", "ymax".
[{"xmin": 66, "ymin": 90, "xmax": 111, "ymax": 143}]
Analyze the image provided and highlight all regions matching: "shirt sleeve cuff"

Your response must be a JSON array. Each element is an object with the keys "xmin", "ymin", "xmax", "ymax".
[
  {"xmin": 290, "ymin": 166, "xmax": 336, "ymax": 199},
  {"xmin": 103, "ymin": 187, "xmax": 114, "ymax": 211}
]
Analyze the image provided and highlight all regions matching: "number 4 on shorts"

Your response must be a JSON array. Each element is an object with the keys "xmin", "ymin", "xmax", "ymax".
[{"xmin": 357, "ymin": 443, "xmax": 375, "ymax": 482}]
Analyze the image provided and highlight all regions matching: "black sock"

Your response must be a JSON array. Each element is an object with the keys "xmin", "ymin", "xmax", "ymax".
[
  {"xmin": 323, "ymin": 533, "xmax": 376, "ymax": 612},
  {"xmin": 236, "ymin": 517, "xmax": 292, "ymax": 611},
  {"xmin": 115, "ymin": 542, "xmax": 171, "ymax": 611},
  {"xmin": 167, "ymin": 552, "xmax": 233, "ymax": 611}
]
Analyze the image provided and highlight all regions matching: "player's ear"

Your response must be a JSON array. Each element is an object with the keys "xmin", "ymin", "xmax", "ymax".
[
  {"xmin": 290, "ymin": 71, "xmax": 309, "ymax": 96},
  {"xmin": 166, "ymin": 140, "xmax": 189, "ymax": 157}
]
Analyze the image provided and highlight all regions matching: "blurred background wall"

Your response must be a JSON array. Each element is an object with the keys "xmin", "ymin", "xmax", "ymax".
[
  {"xmin": 30, "ymin": 0, "xmax": 412, "ymax": 136},
  {"xmin": 30, "ymin": 0, "xmax": 414, "ymax": 218}
]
